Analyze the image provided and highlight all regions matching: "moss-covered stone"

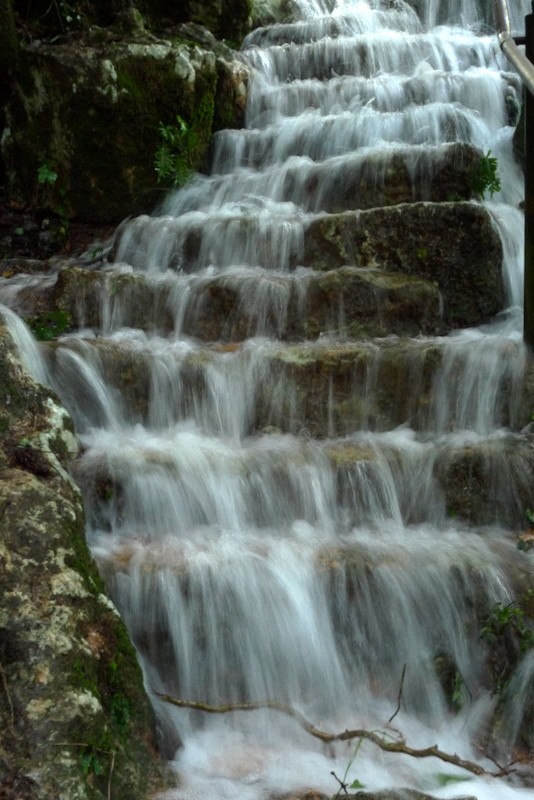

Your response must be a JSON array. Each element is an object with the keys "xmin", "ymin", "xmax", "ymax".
[
  {"xmin": 0, "ymin": 316, "xmax": 170, "ymax": 799},
  {"xmin": 49, "ymin": 261, "xmax": 442, "ymax": 339},
  {"xmin": 2, "ymin": 34, "xmax": 250, "ymax": 222},
  {"xmin": 303, "ymin": 201, "xmax": 504, "ymax": 329},
  {"xmin": 435, "ymin": 436, "xmax": 534, "ymax": 529}
]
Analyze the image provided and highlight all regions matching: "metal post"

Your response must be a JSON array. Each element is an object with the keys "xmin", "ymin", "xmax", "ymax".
[{"xmin": 524, "ymin": 4, "xmax": 534, "ymax": 350}]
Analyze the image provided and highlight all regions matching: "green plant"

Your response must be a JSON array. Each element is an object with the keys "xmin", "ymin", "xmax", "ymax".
[
  {"xmin": 435, "ymin": 772, "xmax": 472, "ymax": 787},
  {"xmin": 110, "ymin": 691, "xmax": 131, "ymax": 736},
  {"xmin": 331, "ymin": 732, "xmax": 381, "ymax": 798},
  {"xmin": 154, "ymin": 114, "xmax": 192, "ymax": 187},
  {"xmin": 28, "ymin": 310, "xmax": 70, "ymax": 341},
  {"xmin": 480, "ymin": 599, "xmax": 534, "ymax": 694},
  {"xmin": 37, "ymin": 162, "xmax": 58, "ymax": 186},
  {"xmin": 480, "ymin": 600, "xmax": 534, "ymax": 653},
  {"xmin": 471, "ymin": 150, "xmax": 501, "ymax": 198},
  {"xmin": 36, "ymin": 163, "xmax": 70, "ymax": 234},
  {"xmin": 78, "ymin": 746, "xmax": 105, "ymax": 778}
]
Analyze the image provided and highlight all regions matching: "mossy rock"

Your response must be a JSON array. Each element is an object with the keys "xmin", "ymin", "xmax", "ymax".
[
  {"xmin": 0, "ymin": 317, "xmax": 170, "ymax": 798},
  {"xmin": 303, "ymin": 201, "xmax": 504, "ymax": 329},
  {"xmin": 2, "ymin": 35, "xmax": 249, "ymax": 222}
]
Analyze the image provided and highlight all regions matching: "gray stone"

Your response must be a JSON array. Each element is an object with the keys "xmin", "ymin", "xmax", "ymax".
[
  {"xmin": 1, "ymin": 35, "xmax": 250, "ymax": 222},
  {"xmin": 0, "ymin": 316, "xmax": 170, "ymax": 799},
  {"xmin": 303, "ymin": 202, "xmax": 504, "ymax": 329}
]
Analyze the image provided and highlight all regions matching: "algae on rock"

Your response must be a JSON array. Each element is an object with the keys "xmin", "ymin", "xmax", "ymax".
[
  {"xmin": 2, "ymin": 34, "xmax": 250, "ymax": 221},
  {"xmin": 0, "ymin": 315, "xmax": 170, "ymax": 799}
]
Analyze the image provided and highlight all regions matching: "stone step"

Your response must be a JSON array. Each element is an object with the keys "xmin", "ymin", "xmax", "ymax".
[
  {"xmin": 2, "ymin": 202, "xmax": 500, "ymax": 337},
  {"xmin": 245, "ymin": 68, "xmax": 519, "ymax": 128},
  {"xmin": 49, "ymin": 263, "xmax": 442, "ymax": 340},
  {"xmin": 92, "ymin": 508, "xmax": 530, "ymax": 736},
  {"xmin": 329, "ymin": 432, "xmax": 534, "ymax": 531},
  {"xmin": 73, "ymin": 424, "xmax": 534, "ymax": 537},
  {"xmin": 302, "ymin": 201, "xmax": 504, "ymax": 329},
  {"xmin": 137, "ymin": 142, "xmax": 481, "ymax": 218},
  {"xmin": 44, "ymin": 334, "xmax": 530, "ymax": 439},
  {"xmin": 243, "ymin": 6, "xmax": 422, "ymax": 49},
  {"xmin": 211, "ymin": 103, "xmax": 478, "ymax": 174},
  {"xmin": 108, "ymin": 199, "xmax": 501, "ymax": 331},
  {"xmin": 244, "ymin": 31, "xmax": 496, "ymax": 83}
]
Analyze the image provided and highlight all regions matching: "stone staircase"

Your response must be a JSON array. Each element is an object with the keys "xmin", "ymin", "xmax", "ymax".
[{"xmin": 1, "ymin": 0, "xmax": 533, "ymax": 797}]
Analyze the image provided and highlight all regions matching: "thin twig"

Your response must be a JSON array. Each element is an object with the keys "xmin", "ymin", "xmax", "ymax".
[
  {"xmin": 156, "ymin": 692, "xmax": 516, "ymax": 779},
  {"xmin": 387, "ymin": 664, "xmax": 406, "ymax": 724},
  {"xmin": 0, "ymin": 662, "xmax": 16, "ymax": 738},
  {"xmin": 330, "ymin": 770, "xmax": 349, "ymax": 795},
  {"xmin": 108, "ymin": 751, "xmax": 115, "ymax": 800}
]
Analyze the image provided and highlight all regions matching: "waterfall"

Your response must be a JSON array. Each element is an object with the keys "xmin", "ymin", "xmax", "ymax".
[{"xmin": 1, "ymin": 1, "xmax": 534, "ymax": 798}]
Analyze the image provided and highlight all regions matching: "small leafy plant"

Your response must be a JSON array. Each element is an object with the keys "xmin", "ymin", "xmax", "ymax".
[
  {"xmin": 28, "ymin": 310, "xmax": 70, "ymax": 341},
  {"xmin": 480, "ymin": 599, "xmax": 534, "ymax": 695},
  {"xmin": 78, "ymin": 746, "xmax": 105, "ymax": 778},
  {"xmin": 480, "ymin": 600, "xmax": 534, "ymax": 653},
  {"xmin": 154, "ymin": 114, "xmax": 192, "ymax": 187},
  {"xmin": 37, "ymin": 162, "xmax": 58, "ymax": 186},
  {"xmin": 471, "ymin": 150, "xmax": 501, "ymax": 198}
]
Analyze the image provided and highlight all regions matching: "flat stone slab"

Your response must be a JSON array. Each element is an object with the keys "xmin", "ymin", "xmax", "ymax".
[
  {"xmin": 303, "ymin": 201, "xmax": 504, "ymax": 328},
  {"xmin": 46, "ymin": 263, "xmax": 442, "ymax": 340},
  {"xmin": 44, "ymin": 334, "xmax": 532, "ymax": 440},
  {"xmin": 0, "ymin": 199, "xmax": 503, "ymax": 339}
]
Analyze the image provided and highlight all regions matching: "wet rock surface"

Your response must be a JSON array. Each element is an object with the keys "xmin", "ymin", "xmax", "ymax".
[
  {"xmin": 2, "ymin": 34, "xmax": 250, "ymax": 222},
  {"xmin": 1, "ymin": 0, "xmax": 533, "ymax": 796},
  {"xmin": 0, "ymin": 317, "xmax": 170, "ymax": 798},
  {"xmin": 303, "ymin": 202, "xmax": 504, "ymax": 329}
]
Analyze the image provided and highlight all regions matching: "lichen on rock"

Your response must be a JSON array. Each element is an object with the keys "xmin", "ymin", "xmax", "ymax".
[
  {"xmin": 1, "ymin": 28, "xmax": 251, "ymax": 222},
  {"xmin": 0, "ymin": 312, "xmax": 170, "ymax": 798}
]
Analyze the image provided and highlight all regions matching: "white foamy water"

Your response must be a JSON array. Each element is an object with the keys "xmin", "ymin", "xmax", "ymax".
[
  {"xmin": 0, "ymin": 303, "xmax": 49, "ymax": 385},
  {"xmin": 2, "ymin": 1, "xmax": 533, "ymax": 799}
]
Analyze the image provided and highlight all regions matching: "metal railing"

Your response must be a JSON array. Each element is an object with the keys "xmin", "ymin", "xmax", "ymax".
[
  {"xmin": 494, "ymin": 0, "xmax": 534, "ymax": 91},
  {"xmin": 494, "ymin": 0, "xmax": 534, "ymax": 348}
]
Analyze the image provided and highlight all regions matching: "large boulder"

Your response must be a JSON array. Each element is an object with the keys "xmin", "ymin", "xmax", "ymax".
[
  {"xmin": 303, "ymin": 202, "xmax": 504, "ymax": 329},
  {"xmin": 11, "ymin": 0, "xmax": 252, "ymax": 41},
  {"xmin": 0, "ymin": 310, "xmax": 169, "ymax": 799},
  {"xmin": 1, "ymin": 31, "xmax": 250, "ymax": 222}
]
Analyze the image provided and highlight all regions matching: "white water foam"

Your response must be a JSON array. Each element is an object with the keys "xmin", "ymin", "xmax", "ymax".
[{"xmin": 2, "ymin": 1, "xmax": 531, "ymax": 798}]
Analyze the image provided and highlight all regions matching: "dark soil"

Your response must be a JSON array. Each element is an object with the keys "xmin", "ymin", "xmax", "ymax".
[{"xmin": 0, "ymin": 195, "xmax": 116, "ymax": 263}]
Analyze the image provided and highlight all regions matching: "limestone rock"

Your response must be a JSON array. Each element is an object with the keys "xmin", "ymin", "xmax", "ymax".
[
  {"xmin": 10, "ymin": 0, "xmax": 252, "ymax": 41},
  {"xmin": 303, "ymin": 202, "xmax": 503, "ymax": 329},
  {"xmin": 48, "ymin": 262, "xmax": 442, "ymax": 339},
  {"xmin": 0, "ymin": 314, "xmax": 169, "ymax": 799},
  {"xmin": 2, "ymin": 34, "xmax": 250, "ymax": 222}
]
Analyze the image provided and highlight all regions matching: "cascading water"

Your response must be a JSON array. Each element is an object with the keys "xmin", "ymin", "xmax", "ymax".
[{"xmin": 1, "ymin": 0, "xmax": 534, "ymax": 798}]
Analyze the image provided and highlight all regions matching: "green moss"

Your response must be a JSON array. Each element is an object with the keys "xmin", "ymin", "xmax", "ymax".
[
  {"xmin": 64, "ymin": 516, "xmax": 105, "ymax": 596},
  {"xmin": 27, "ymin": 310, "xmax": 71, "ymax": 341},
  {"xmin": 4, "ymin": 29, "xmax": 232, "ymax": 221},
  {"xmin": 65, "ymin": 583, "xmax": 162, "ymax": 799}
]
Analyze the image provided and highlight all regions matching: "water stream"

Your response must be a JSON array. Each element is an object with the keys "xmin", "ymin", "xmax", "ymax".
[{"xmin": 2, "ymin": 0, "xmax": 534, "ymax": 798}]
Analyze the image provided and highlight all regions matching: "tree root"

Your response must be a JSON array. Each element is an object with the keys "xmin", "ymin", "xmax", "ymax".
[{"xmin": 155, "ymin": 692, "xmax": 515, "ymax": 779}]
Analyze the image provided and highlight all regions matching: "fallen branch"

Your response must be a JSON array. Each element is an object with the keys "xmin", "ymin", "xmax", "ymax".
[
  {"xmin": 387, "ymin": 663, "xmax": 406, "ymax": 724},
  {"xmin": 156, "ymin": 692, "xmax": 515, "ymax": 779}
]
